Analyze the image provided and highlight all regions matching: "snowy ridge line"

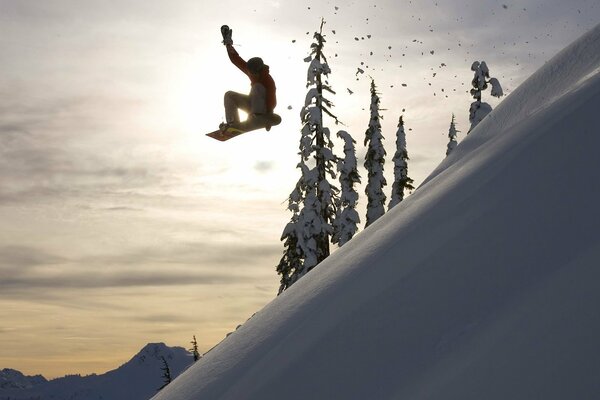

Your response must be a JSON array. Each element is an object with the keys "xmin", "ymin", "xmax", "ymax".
[
  {"xmin": 488, "ymin": 22, "xmax": 600, "ymax": 133},
  {"xmin": 574, "ymin": 65, "xmax": 600, "ymax": 88},
  {"xmin": 423, "ymin": 23, "xmax": 600, "ymax": 188}
]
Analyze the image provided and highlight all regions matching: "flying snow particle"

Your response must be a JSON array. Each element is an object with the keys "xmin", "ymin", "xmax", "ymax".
[
  {"xmin": 356, "ymin": 67, "xmax": 365, "ymax": 75},
  {"xmin": 401, "ymin": 83, "xmax": 407, "ymax": 87},
  {"xmin": 288, "ymin": 105, "xmax": 293, "ymax": 110},
  {"xmin": 347, "ymin": 88, "xmax": 354, "ymax": 94}
]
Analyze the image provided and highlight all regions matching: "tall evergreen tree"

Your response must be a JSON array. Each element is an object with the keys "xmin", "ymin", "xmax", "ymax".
[
  {"xmin": 189, "ymin": 335, "xmax": 201, "ymax": 362},
  {"xmin": 277, "ymin": 19, "xmax": 339, "ymax": 292},
  {"xmin": 468, "ymin": 61, "xmax": 503, "ymax": 133},
  {"xmin": 389, "ymin": 116, "xmax": 414, "ymax": 210},
  {"xmin": 332, "ymin": 130, "xmax": 361, "ymax": 246},
  {"xmin": 276, "ymin": 191, "xmax": 302, "ymax": 293},
  {"xmin": 446, "ymin": 114, "xmax": 459, "ymax": 156},
  {"xmin": 364, "ymin": 79, "xmax": 387, "ymax": 227},
  {"xmin": 157, "ymin": 356, "xmax": 172, "ymax": 391}
]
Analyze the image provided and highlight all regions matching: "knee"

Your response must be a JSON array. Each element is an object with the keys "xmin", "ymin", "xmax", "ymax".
[
  {"xmin": 224, "ymin": 91, "xmax": 236, "ymax": 101},
  {"xmin": 272, "ymin": 114, "xmax": 282, "ymax": 125}
]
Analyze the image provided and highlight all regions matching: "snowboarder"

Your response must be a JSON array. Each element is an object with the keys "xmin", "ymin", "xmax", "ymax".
[{"xmin": 217, "ymin": 25, "xmax": 281, "ymax": 137}]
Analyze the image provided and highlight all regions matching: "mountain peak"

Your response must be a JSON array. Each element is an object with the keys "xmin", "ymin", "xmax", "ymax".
[
  {"xmin": 0, "ymin": 343, "xmax": 194, "ymax": 400},
  {"xmin": 127, "ymin": 342, "xmax": 190, "ymax": 367},
  {"xmin": 0, "ymin": 368, "xmax": 47, "ymax": 390}
]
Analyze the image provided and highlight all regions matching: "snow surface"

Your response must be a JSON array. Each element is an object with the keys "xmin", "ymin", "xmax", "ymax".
[
  {"xmin": 1, "ymin": 343, "xmax": 193, "ymax": 400},
  {"xmin": 154, "ymin": 24, "xmax": 600, "ymax": 400}
]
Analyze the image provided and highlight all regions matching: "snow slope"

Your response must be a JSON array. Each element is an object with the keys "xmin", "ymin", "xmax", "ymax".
[
  {"xmin": 154, "ymin": 24, "xmax": 600, "ymax": 400},
  {"xmin": 0, "ymin": 343, "xmax": 193, "ymax": 400}
]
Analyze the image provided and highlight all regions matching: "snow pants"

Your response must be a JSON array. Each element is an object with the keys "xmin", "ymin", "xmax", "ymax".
[{"xmin": 224, "ymin": 84, "xmax": 279, "ymax": 131}]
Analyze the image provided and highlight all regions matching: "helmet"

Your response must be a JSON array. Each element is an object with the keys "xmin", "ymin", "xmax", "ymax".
[{"xmin": 247, "ymin": 57, "xmax": 265, "ymax": 74}]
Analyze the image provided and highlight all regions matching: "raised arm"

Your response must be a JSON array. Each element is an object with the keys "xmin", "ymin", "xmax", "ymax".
[
  {"xmin": 221, "ymin": 25, "xmax": 251, "ymax": 78},
  {"xmin": 226, "ymin": 44, "xmax": 249, "ymax": 76}
]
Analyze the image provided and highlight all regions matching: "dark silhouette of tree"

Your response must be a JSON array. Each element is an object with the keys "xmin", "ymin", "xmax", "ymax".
[
  {"xmin": 157, "ymin": 356, "xmax": 172, "ymax": 391},
  {"xmin": 189, "ymin": 335, "xmax": 201, "ymax": 362}
]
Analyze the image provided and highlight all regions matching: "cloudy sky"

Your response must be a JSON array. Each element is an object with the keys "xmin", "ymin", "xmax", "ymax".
[{"xmin": 1, "ymin": 0, "xmax": 598, "ymax": 378}]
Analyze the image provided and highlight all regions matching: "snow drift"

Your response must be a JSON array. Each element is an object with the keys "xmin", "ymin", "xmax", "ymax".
[{"xmin": 154, "ymin": 24, "xmax": 600, "ymax": 400}]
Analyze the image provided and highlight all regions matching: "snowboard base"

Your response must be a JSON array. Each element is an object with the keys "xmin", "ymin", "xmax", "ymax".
[
  {"xmin": 206, "ymin": 126, "xmax": 246, "ymax": 142},
  {"xmin": 206, "ymin": 114, "xmax": 281, "ymax": 142}
]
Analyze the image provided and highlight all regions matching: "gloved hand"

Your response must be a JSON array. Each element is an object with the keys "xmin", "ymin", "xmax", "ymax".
[{"xmin": 221, "ymin": 25, "xmax": 233, "ymax": 46}]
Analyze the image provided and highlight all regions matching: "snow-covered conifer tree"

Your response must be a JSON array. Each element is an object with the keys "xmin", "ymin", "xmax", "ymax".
[
  {"xmin": 389, "ymin": 116, "xmax": 414, "ymax": 210},
  {"xmin": 276, "ymin": 177, "xmax": 305, "ymax": 293},
  {"xmin": 364, "ymin": 79, "xmax": 387, "ymax": 227},
  {"xmin": 469, "ymin": 61, "xmax": 503, "ymax": 133},
  {"xmin": 446, "ymin": 114, "xmax": 459, "ymax": 156},
  {"xmin": 277, "ymin": 19, "xmax": 339, "ymax": 292},
  {"xmin": 332, "ymin": 130, "xmax": 361, "ymax": 246}
]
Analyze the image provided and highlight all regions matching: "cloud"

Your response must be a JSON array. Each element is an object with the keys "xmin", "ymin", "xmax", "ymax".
[
  {"xmin": 0, "ymin": 95, "xmax": 178, "ymax": 205},
  {"xmin": 132, "ymin": 313, "xmax": 192, "ymax": 324},
  {"xmin": 102, "ymin": 206, "xmax": 145, "ymax": 212},
  {"xmin": 81, "ymin": 241, "xmax": 282, "ymax": 270},
  {"xmin": 0, "ymin": 268, "xmax": 262, "ymax": 305},
  {"xmin": 0, "ymin": 270, "xmax": 250, "ymax": 290},
  {"xmin": 254, "ymin": 161, "xmax": 275, "ymax": 173},
  {"xmin": 0, "ymin": 245, "xmax": 67, "ymax": 273},
  {"xmin": 0, "ymin": 241, "xmax": 281, "ymax": 299}
]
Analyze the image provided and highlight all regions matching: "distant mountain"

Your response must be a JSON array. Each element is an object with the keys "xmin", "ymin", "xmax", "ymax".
[
  {"xmin": 0, "ymin": 369, "xmax": 47, "ymax": 390},
  {"xmin": 0, "ymin": 343, "xmax": 195, "ymax": 400}
]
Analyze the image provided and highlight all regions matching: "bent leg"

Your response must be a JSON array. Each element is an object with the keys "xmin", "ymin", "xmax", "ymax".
[
  {"xmin": 237, "ymin": 113, "xmax": 282, "ymax": 132},
  {"xmin": 224, "ymin": 91, "xmax": 251, "ymax": 124}
]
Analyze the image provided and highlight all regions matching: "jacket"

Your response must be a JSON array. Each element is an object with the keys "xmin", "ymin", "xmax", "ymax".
[{"xmin": 226, "ymin": 44, "xmax": 277, "ymax": 113}]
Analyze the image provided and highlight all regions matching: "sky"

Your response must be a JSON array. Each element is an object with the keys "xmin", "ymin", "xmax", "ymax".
[{"xmin": 0, "ymin": 0, "xmax": 598, "ymax": 379}]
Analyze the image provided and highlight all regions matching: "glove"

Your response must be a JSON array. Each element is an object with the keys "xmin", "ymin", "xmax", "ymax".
[{"xmin": 221, "ymin": 25, "xmax": 233, "ymax": 46}]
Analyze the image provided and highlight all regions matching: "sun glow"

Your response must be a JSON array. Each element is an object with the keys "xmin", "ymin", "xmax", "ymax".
[{"xmin": 165, "ymin": 35, "xmax": 307, "ymax": 169}]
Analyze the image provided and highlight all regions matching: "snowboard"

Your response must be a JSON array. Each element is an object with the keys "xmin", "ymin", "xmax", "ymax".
[
  {"xmin": 206, "ymin": 114, "xmax": 282, "ymax": 142},
  {"xmin": 206, "ymin": 125, "xmax": 247, "ymax": 142}
]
